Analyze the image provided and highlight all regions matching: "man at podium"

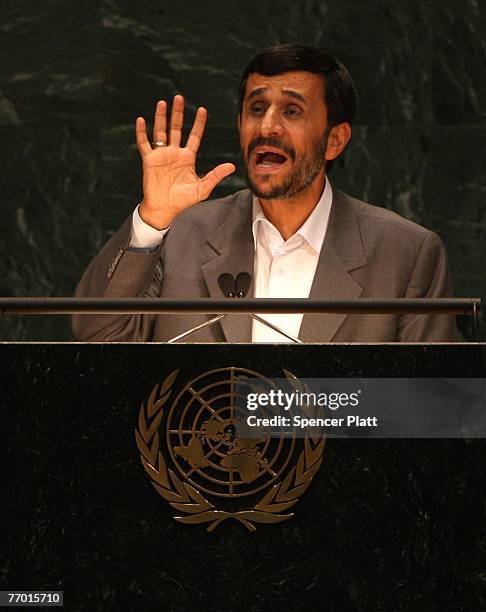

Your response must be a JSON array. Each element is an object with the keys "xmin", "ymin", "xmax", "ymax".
[{"xmin": 73, "ymin": 44, "xmax": 458, "ymax": 343}]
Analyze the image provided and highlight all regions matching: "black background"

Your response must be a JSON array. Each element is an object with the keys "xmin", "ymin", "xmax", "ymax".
[{"xmin": 0, "ymin": 344, "xmax": 485, "ymax": 610}]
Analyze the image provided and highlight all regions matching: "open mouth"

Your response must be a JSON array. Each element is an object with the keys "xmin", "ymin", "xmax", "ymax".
[{"xmin": 253, "ymin": 147, "xmax": 289, "ymax": 172}]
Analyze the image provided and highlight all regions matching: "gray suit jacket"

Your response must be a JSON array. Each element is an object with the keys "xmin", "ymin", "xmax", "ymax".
[{"xmin": 72, "ymin": 189, "xmax": 459, "ymax": 342}]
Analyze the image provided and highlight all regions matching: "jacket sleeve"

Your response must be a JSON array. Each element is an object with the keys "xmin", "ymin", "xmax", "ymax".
[
  {"xmin": 398, "ymin": 231, "xmax": 460, "ymax": 342},
  {"xmin": 71, "ymin": 216, "xmax": 164, "ymax": 341}
]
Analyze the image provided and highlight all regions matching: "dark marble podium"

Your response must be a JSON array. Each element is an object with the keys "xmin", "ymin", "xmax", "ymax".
[{"xmin": 1, "ymin": 343, "xmax": 485, "ymax": 611}]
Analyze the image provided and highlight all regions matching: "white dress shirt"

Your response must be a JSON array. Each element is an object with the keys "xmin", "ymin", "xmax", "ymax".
[
  {"xmin": 129, "ymin": 178, "xmax": 333, "ymax": 342},
  {"xmin": 130, "ymin": 205, "xmax": 170, "ymax": 249},
  {"xmin": 251, "ymin": 179, "xmax": 333, "ymax": 342}
]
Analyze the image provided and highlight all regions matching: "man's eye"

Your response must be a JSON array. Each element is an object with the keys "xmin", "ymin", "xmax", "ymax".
[
  {"xmin": 285, "ymin": 106, "xmax": 301, "ymax": 117},
  {"xmin": 250, "ymin": 104, "xmax": 265, "ymax": 115}
]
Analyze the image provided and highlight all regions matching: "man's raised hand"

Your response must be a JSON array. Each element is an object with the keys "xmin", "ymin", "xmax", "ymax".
[{"xmin": 136, "ymin": 95, "xmax": 236, "ymax": 230}]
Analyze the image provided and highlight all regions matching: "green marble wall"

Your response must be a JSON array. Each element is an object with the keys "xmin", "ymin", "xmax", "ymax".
[{"xmin": 0, "ymin": 0, "xmax": 485, "ymax": 339}]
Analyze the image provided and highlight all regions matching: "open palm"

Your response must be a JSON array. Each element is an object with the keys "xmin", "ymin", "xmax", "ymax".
[{"xmin": 136, "ymin": 96, "xmax": 236, "ymax": 229}]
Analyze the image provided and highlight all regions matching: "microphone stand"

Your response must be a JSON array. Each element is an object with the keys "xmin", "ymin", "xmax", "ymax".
[
  {"xmin": 167, "ymin": 314, "xmax": 227, "ymax": 343},
  {"xmin": 249, "ymin": 313, "xmax": 302, "ymax": 343},
  {"xmin": 167, "ymin": 272, "xmax": 303, "ymax": 344}
]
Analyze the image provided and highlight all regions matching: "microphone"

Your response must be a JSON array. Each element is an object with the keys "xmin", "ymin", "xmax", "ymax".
[
  {"xmin": 217, "ymin": 272, "xmax": 252, "ymax": 298},
  {"xmin": 217, "ymin": 273, "xmax": 236, "ymax": 298},
  {"xmin": 235, "ymin": 272, "xmax": 251, "ymax": 298}
]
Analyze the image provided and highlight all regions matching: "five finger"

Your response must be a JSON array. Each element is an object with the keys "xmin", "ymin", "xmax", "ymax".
[
  {"xmin": 201, "ymin": 163, "xmax": 236, "ymax": 196},
  {"xmin": 169, "ymin": 95, "xmax": 184, "ymax": 146},
  {"xmin": 135, "ymin": 117, "xmax": 152, "ymax": 156},
  {"xmin": 153, "ymin": 100, "xmax": 167, "ymax": 145},
  {"xmin": 186, "ymin": 107, "xmax": 207, "ymax": 154}
]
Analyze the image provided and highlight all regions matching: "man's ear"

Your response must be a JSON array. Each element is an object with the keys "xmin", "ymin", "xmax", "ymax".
[{"xmin": 325, "ymin": 123, "xmax": 352, "ymax": 161}]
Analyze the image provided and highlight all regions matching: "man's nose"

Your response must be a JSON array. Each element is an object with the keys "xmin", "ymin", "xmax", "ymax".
[{"xmin": 260, "ymin": 107, "xmax": 283, "ymax": 137}]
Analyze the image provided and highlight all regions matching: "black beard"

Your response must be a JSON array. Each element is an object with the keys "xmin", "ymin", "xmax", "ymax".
[{"xmin": 242, "ymin": 131, "xmax": 329, "ymax": 200}]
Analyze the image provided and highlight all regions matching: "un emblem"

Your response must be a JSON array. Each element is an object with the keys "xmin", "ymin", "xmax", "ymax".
[{"xmin": 135, "ymin": 367, "xmax": 325, "ymax": 531}]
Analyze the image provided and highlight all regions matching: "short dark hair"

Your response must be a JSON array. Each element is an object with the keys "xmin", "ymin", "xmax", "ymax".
[{"xmin": 238, "ymin": 43, "xmax": 357, "ymax": 127}]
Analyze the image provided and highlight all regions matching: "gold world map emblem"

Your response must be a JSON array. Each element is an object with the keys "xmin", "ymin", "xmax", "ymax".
[{"xmin": 135, "ymin": 367, "xmax": 325, "ymax": 532}]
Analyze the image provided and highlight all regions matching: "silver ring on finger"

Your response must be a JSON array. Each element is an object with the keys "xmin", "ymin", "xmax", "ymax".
[{"xmin": 153, "ymin": 141, "xmax": 166, "ymax": 147}]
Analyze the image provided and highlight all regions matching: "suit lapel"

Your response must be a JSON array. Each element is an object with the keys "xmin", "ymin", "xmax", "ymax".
[
  {"xmin": 201, "ymin": 190, "xmax": 254, "ymax": 342},
  {"xmin": 299, "ymin": 191, "xmax": 367, "ymax": 343}
]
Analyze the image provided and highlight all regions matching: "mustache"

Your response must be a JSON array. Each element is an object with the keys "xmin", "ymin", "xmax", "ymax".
[{"xmin": 247, "ymin": 137, "xmax": 296, "ymax": 161}]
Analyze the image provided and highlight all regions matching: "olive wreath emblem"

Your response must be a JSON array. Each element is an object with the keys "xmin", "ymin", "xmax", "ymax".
[{"xmin": 135, "ymin": 369, "xmax": 325, "ymax": 532}]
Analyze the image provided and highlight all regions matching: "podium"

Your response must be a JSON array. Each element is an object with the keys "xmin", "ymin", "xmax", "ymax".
[{"xmin": 1, "ymin": 342, "xmax": 485, "ymax": 609}]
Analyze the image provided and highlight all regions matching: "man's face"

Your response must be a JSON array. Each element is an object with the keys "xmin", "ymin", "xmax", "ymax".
[{"xmin": 239, "ymin": 71, "xmax": 329, "ymax": 200}]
